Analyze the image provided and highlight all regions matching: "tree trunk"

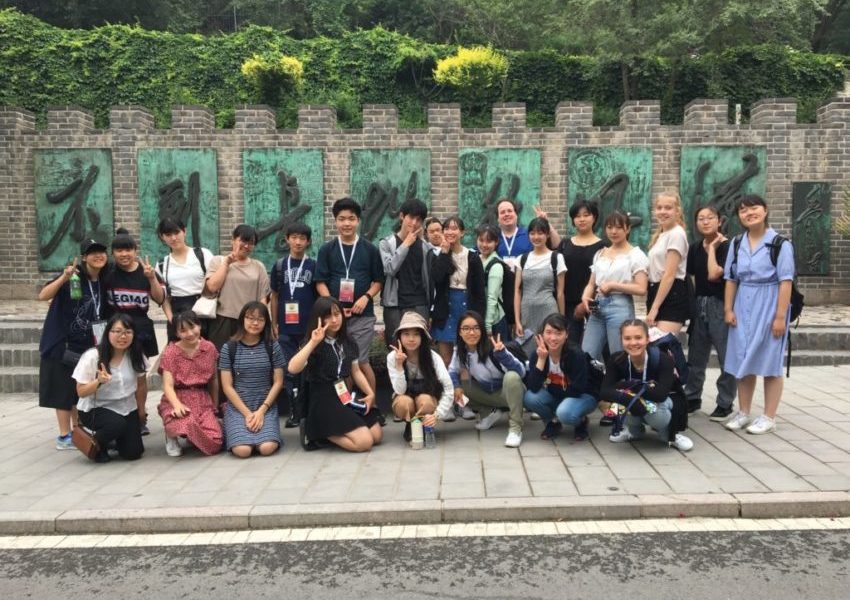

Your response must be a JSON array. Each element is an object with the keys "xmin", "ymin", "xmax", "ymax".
[
  {"xmin": 621, "ymin": 62, "xmax": 631, "ymax": 102},
  {"xmin": 812, "ymin": 0, "xmax": 848, "ymax": 52}
]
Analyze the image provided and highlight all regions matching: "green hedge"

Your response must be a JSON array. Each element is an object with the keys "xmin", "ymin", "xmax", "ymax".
[{"xmin": 0, "ymin": 9, "xmax": 845, "ymax": 128}]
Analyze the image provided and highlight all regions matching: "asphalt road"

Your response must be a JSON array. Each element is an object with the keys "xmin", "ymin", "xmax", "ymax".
[{"xmin": 2, "ymin": 528, "xmax": 849, "ymax": 599}]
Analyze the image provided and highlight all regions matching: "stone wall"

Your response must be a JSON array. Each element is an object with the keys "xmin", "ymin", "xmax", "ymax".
[{"xmin": 1, "ymin": 98, "xmax": 849, "ymax": 303}]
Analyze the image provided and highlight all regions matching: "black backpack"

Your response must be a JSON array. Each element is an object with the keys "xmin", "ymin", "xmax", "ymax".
[
  {"xmin": 519, "ymin": 251, "xmax": 560, "ymax": 299},
  {"xmin": 484, "ymin": 257, "xmax": 516, "ymax": 326}
]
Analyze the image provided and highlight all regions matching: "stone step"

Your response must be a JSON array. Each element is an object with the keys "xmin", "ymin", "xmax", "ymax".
[
  {"xmin": 0, "ymin": 322, "xmax": 43, "ymax": 344},
  {"xmin": 0, "ymin": 343, "xmax": 40, "ymax": 367},
  {"xmin": 0, "ymin": 367, "xmax": 39, "ymax": 394}
]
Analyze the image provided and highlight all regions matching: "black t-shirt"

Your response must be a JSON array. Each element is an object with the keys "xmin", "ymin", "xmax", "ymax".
[
  {"xmin": 306, "ymin": 338, "xmax": 358, "ymax": 384},
  {"xmin": 39, "ymin": 270, "xmax": 104, "ymax": 359},
  {"xmin": 559, "ymin": 238, "xmax": 608, "ymax": 305},
  {"xmin": 396, "ymin": 235, "xmax": 426, "ymax": 307},
  {"xmin": 315, "ymin": 237, "xmax": 384, "ymax": 317},
  {"xmin": 105, "ymin": 264, "xmax": 156, "ymax": 337},
  {"xmin": 687, "ymin": 239, "xmax": 729, "ymax": 299}
]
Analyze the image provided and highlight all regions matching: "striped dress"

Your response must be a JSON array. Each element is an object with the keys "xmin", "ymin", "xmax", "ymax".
[{"xmin": 218, "ymin": 340, "xmax": 285, "ymax": 450}]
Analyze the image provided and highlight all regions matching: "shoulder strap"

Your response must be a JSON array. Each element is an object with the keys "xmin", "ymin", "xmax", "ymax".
[
  {"xmin": 550, "ymin": 251, "xmax": 558, "ymax": 280},
  {"xmin": 519, "ymin": 252, "xmax": 528, "ymax": 269},
  {"xmin": 731, "ymin": 234, "xmax": 743, "ymax": 278},
  {"xmin": 647, "ymin": 345, "xmax": 661, "ymax": 376},
  {"xmin": 193, "ymin": 247, "xmax": 206, "ymax": 275},
  {"xmin": 767, "ymin": 235, "xmax": 787, "ymax": 267}
]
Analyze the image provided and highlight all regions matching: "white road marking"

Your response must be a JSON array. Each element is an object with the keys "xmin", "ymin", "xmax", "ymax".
[{"xmin": 1, "ymin": 517, "xmax": 849, "ymax": 550}]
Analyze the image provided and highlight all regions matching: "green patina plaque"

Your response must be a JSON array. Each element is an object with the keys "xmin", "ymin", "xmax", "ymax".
[
  {"xmin": 792, "ymin": 182, "xmax": 831, "ymax": 276},
  {"xmin": 349, "ymin": 149, "xmax": 431, "ymax": 242},
  {"xmin": 567, "ymin": 147, "xmax": 653, "ymax": 249},
  {"xmin": 138, "ymin": 148, "xmax": 219, "ymax": 259},
  {"xmin": 34, "ymin": 149, "xmax": 114, "ymax": 271},
  {"xmin": 243, "ymin": 149, "xmax": 325, "ymax": 270},
  {"xmin": 458, "ymin": 148, "xmax": 541, "ymax": 245},
  {"xmin": 680, "ymin": 146, "xmax": 767, "ymax": 239}
]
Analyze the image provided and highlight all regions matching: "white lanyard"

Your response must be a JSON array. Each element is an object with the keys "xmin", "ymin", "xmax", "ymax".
[
  {"xmin": 338, "ymin": 237, "xmax": 359, "ymax": 279},
  {"xmin": 287, "ymin": 256, "xmax": 305, "ymax": 299},
  {"xmin": 330, "ymin": 340, "xmax": 344, "ymax": 379},
  {"xmin": 501, "ymin": 231, "xmax": 516, "ymax": 256},
  {"xmin": 628, "ymin": 352, "xmax": 648, "ymax": 382},
  {"xmin": 88, "ymin": 280, "xmax": 101, "ymax": 319}
]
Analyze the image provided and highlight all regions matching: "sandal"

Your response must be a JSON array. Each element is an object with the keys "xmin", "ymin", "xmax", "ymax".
[{"xmin": 540, "ymin": 421, "xmax": 563, "ymax": 440}]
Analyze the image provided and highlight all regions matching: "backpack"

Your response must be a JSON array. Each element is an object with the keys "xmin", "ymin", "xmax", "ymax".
[
  {"xmin": 484, "ymin": 257, "xmax": 517, "ymax": 326},
  {"xmin": 731, "ymin": 234, "xmax": 804, "ymax": 322},
  {"xmin": 490, "ymin": 340, "xmax": 530, "ymax": 378},
  {"xmin": 585, "ymin": 353, "xmax": 605, "ymax": 399},
  {"xmin": 731, "ymin": 234, "xmax": 804, "ymax": 377},
  {"xmin": 519, "ymin": 251, "xmax": 559, "ymax": 299}
]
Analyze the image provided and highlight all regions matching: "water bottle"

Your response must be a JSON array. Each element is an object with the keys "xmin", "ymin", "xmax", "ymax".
[
  {"xmin": 424, "ymin": 425, "xmax": 436, "ymax": 449},
  {"xmin": 410, "ymin": 417, "xmax": 424, "ymax": 450},
  {"xmin": 69, "ymin": 271, "xmax": 82, "ymax": 300}
]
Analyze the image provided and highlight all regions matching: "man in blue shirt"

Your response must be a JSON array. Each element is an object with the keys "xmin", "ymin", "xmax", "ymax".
[
  {"xmin": 495, "ymin": 198, "xmax": 532, "ymax": 268},
  {"xmin": 315, "ymin": 197, "xmax": 384, "ymax": 396}
]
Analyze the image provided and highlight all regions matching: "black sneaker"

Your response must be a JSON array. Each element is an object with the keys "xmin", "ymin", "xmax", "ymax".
[
  {"xmin": 403, "ymin": 421, "xmax": 412, "ymax": 442},
  {"xmin": 284, "ymin": 415, "xmax": 299, "ymax": 429},
  {"xmin": 709, "ymin": 405, "xmax": 734, "ymax": 422},
  {"xmin": 687, "ymin": 398, "xmax": 702, "ymax": 414}
]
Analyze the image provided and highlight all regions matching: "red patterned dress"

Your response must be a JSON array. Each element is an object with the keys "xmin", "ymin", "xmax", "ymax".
[{"xmin": 157, "ymin": 339, "xmax": 222, "ymax": 455}]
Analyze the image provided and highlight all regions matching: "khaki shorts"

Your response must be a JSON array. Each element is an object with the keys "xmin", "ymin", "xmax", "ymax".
[{"xmin": 346, "ymin": 315, "xmax": 377, "ymax": 363}]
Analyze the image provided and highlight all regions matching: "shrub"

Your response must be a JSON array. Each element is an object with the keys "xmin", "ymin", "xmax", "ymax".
[{"xmin": 433, "ymin": 46, "xmax": 509, "ymax": 110}]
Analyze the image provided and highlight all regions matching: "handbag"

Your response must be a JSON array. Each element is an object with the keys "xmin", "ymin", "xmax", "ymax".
[
  {"xmin": 192, "ymin": 295, "xmax": 218, "ymax": 319},
  {"xmin": 61, "ymin": 348, "xmax": 82, "ymax": 368},
  {"xmin": 72, "ymin": 424, "xmax": 99, "ymax": 460}
]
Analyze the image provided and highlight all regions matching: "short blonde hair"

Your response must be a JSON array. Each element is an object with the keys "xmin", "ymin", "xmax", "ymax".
[{"xmin": 649, "ymin": 191, "xmax": 686, "ymax": 248}]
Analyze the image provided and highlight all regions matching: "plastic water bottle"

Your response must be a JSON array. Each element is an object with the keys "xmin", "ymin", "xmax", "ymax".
[
  {"xmin": 69, "ymin": 271, "xmax": 82, "ymax": 300},
  {"xmin": 424, "ymin": 425, "xmax": 436, "ymax": 449},
  {"xmin": 410, "ymin": 417, "xmax": 424, "ymax": 450}
]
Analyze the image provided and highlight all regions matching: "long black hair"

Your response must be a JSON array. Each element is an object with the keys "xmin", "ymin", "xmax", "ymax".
[
  {"xmin": 303, "ymin": 296, "xmax": 350, "ymax": 349},
  {"xmin": 231, "ymin": 301, "xmax": 273, "ymax": 345},
  {"xmin": 99, "ymin": 313, "xmax": 146, "ymax": 374},
  {"xmin": 394, "ymin": 325, "xmax": 445, "ymax": 399},
  {"xmin": 455, "ymin": 310, "xmax": 491, "ymax": 369}
]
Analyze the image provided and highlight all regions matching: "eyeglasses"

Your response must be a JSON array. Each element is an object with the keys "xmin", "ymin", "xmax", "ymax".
[
  {"xmin": 245, "ymin": 316, "xmax": 266, "ymax": 323},
  {"xmin": 696, "ymin": 216, "xmax": 718, "ymax": 222},
  {"xmin": 460, "ymin": 325, "xmax": 481, "ymax": 333},
  {"xmin": 109, "ymin": 329, "xmax": 134, "ymax": 337}
]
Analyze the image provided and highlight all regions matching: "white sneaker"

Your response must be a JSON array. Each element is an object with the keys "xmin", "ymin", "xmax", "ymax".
[
  {"xmin": 746, "ymin": 415, "xmax": 776, "ymax": 435},
  {"xmin": 609, "ymin": 429, "xmax": 633, "ymax": 443},
  {"xmin": 504, "ymin": 431, "xmax": 522, "ymax": 447},
  {"xmin": 165, "ymin": 436, "xmax": 182, "ymax": 457},
  {"xmin": 529, "ymin": 412, "xmax": 541, "ymax": 421},
  {"xmin": 475, "ymin": 409, "xmax": 502, "ymax": 430},
  {"xmin": 461, "ymin": 406, "xmax": 476, "ymax": 420},
  {"xmin": 724, "ymin": 411, "xmax": 752, "ymax": 431},
  {"xmin": 671, "ymin": 433, "xmax": 694, "ymax": 452}
]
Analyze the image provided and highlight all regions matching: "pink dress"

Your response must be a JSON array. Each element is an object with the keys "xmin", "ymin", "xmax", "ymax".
[{"xmin": 157, "ymin": 339, "xmax": 222, "ymax": 455}]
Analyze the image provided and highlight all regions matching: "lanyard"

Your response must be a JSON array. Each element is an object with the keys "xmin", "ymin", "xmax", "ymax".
[
  {"xmin": 501, "ymin": 231, "xmax": 516, "ymax": 256},
  {"xmin": 88, "ymin": 280, "xmax": 101, "ymax": 319},
  {"xmin": 330, "ymin": 340, "xmax": 344, "ymax": 379},
  {"xmin": 338, "ymin": 237, "xmax": 358, "ymax": 279},
  {"xmin": 287, "ymin": 256, "xmax": 305, "ymax": 299},
  {"xmin": 628, "ymin": 352, "xmax": 648, "ymax": 382}
]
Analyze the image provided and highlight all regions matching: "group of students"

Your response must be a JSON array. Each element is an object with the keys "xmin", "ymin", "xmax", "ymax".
[{"xmin": 37, "ymin": 189, "xmax": 795, "ymax": 461}]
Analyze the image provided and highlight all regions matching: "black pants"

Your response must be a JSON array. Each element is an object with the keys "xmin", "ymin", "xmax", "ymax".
[{"xmin": 79, "ymin": 408, "xmax": 144, "ymax": 460}]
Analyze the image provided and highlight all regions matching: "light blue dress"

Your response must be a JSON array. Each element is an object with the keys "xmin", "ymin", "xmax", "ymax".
[{"xmin": 723, "ymin": 228, "xmax": 795, "ymax": 378}]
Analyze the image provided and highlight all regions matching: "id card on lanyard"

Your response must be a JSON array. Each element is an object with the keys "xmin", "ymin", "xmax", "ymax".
[
  {"xmin": 329, "ymin": 341, "xmax": 351, "ymax": 404},
  {"xmin": 338, "ymin": 238, "xmax": 358, "ymax": 304},
  {"xmin": 88, "ymin": 280, "xmax": 107, "ymax": 345},
  {"xmin": 285, "ymin": 256, "xmax": 304, "ymax": 324},
  {"xmin": 501, "ymin": 232, "xmax": 518, "ymax": 271}
]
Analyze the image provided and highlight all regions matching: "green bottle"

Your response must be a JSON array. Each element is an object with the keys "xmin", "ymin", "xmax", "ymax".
[{"xmin": 69, "ymin": 271, "xmax": 82, "ymax": 300}]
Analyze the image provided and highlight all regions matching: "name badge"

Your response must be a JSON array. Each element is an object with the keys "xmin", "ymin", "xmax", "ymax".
[
  {"xmin": 284, "ymin": 302, "xmax": 299, "ymax": 324},
  {"xmin": 91, "ymin": 320, "xmax": 107, "ymax": 345},
  {"xmin": 334, "ymin": 378, "xmax": 352, "ymax": 404},
  {"xmin": 339, "ymin": 278, "xmax": 356, "ymax": 303}
]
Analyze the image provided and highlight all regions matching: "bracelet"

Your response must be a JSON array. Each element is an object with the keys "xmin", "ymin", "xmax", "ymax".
[{"xmin": 364, "ymin": 292, "xmax": 373, "ymax": 301}]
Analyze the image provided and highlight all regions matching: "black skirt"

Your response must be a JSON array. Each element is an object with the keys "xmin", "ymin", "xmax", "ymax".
[
  {"xmin": 38, "ymin": 356, "xmax": 78, "ymax": 410},
  {"xmin": 647, "ymin": 278, "xmax": 690, "ymax": 324},
  {"xmin": 306, "ymin": 380, "xmax": 381, "ymax": 440}
]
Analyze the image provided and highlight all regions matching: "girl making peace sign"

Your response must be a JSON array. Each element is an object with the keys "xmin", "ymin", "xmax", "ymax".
[
  {"xmin": 287, "ymin": 297, "xmax": 382, "ymax": 452},
  {"xmin": 387, "ymin": 311, "xmax": 454, "ymax": 442}
]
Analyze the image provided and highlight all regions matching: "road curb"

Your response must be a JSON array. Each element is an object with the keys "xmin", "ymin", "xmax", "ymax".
[{"xmin": 3, "ymin": 492, "xmax": 850, "ymax": 535}]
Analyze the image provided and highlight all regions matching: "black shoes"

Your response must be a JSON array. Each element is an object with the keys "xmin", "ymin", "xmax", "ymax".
[{"xmin": 709, "ymin": 405, "xmax": 734, "ymax": 422}]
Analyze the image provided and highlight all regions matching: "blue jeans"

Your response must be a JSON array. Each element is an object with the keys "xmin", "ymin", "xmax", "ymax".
[
  {"xmin": 581, "ymin": 294, "xmax": 635, "ymax": 361},
  {"xmin": 523, "ymin": 389, "xmax": 598, "ymax": 426},
  {"xmin": 685, "ymin": 296, "xmax": 737, "ymax": 409},
  {"xmin": 625, "ymin": 397, "xmax": 673, "ymax": 441}
]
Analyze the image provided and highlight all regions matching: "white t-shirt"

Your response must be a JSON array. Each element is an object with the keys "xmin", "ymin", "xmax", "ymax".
[
  {"xmin": 591, "ymin": 246, "xmax": 649, "ymax": 287},
  {"xmin": 156, "ymin": 248, "xmax": 214, "ymax": 297},
  {"xmin": 648, "ymin": 226, "xmax": 688, "ymax": 282},
  {"xmin": 72, "ymin": 348, "xmax": 148, "ymax": 415},
  {"xmin": 522, "ymin": 250, "xmax": 568, "ymax": 275}
]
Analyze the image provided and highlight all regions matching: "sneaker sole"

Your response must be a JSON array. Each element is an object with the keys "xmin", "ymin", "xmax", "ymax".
[{"xmin": 710, "ymin": 414, "xmax": 732, "ymax": 422}]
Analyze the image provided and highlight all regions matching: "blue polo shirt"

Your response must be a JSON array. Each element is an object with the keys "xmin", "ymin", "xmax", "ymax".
[{"xmin": 497, "ymin": 226, "xmax": 532, "ymax": 258}]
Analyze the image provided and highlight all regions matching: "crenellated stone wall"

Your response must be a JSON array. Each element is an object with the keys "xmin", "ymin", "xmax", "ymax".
[{"xmin": 1, "ymin": 97, "xmax": 848, "ymax": 303}]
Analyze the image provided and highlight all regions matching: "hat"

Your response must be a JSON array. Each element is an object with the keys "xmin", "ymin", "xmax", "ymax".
[
  {"xmin": 393, "ymin": 311, "xmax": 431, "ymax": 340},
  {"xmin": 80, "ymin": 239, "xmax": 107, "ymax": 255}
]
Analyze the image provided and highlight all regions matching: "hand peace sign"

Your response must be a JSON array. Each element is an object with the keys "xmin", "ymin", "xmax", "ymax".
[
  {"xmin": 533, "ymin": 205, "xmax": 549, "ymax": 221},
  {"xmin": 141, "ymin": 256, "xmax": 156, "ymax": 279},
  {"xmin": 393, "ymin": 340, "xmax": 407, "ymax": 367},
  {"xmin": 97, "ymin": 362, "xmax": 112, "ymax": 385},
  {"xmin": 490, "ymin": 333, "xmax": 505, "ymax": 353},
  {"xmin": 310, "ymin": 317, "xmax": 328, "ymax": 344},
  {"xmin": 535, "ymin": 334, "xmax": 549, "ymax": 361}
]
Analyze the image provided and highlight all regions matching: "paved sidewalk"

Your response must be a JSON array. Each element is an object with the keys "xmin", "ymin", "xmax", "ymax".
[{"xmin": 2, "ymin": 365, "xmax": 850, "ymax": 534}]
